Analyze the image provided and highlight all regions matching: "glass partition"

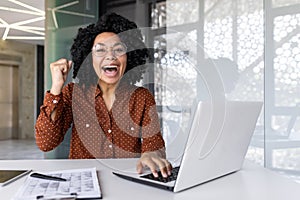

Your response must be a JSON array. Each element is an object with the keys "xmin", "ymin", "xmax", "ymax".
[
  {"xmin": 148, "ymin": 0, "xmax": 300, "ymax": 181},
  {"xmin": 44, "ymin": 0, "xmax": 98, "ymax": 158},
  {"xmin": 42, "ymin": 0, "xmax": 300, "ymax": 181},
  {"xmin": 265, "ymin": 0, "xmax": 300, "ymax": 179},
  {"xmin": 45, "ymin": 0, "xmax": 98, "ymax": 89}
]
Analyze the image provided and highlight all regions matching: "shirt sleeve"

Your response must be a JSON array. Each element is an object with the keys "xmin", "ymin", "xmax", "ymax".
[
  {"xmin": 139, "ymin": 89, "xmax": 166, "ymax": 156},
  {"xmin": 35, "ymin": 84, "xmax": 73, "ymax": 152}
]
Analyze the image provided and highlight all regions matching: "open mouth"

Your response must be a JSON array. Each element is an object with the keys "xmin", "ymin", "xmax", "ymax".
[
  {"xmin": 101, "ymin": 65, "xmax": 119, "ymax": 77},
  {"xmin": 102, "ymin": 65, "xmax": 118, "ymax": 72}
]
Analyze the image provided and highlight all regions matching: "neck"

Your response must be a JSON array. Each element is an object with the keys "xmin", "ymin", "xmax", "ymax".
[
  {"xmin": 99, "ymin": 80, "xmax": 118, "ymax": 95},
  {"xmin": 99, "ymin": 81, "xmax": 118, "ymax": 110}
]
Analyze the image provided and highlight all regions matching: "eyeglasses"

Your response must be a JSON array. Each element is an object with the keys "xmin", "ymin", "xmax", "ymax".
[{"xmin": 92, "ymin": 42, "xmax": 127, "ymax": 57}]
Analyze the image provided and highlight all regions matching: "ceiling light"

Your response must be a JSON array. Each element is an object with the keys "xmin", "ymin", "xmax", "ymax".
[
  {"xmin": 8, "ymin": 0, "xmax": 44, "ymax": 15},
  {"xmin": 0, "ymin": 6, "xmax": 43, "ymax": 16},
  {"xmin": 0, "ymin": 0, "xmax": 45, "ymax": 42},
  {"xmin": 6, "ymin": 36, "xmax": 44, "ymax": 40}
]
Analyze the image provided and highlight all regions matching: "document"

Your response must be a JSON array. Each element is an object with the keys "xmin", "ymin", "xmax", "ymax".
[{"xmin": 13, "ymin": 168, "xmax": 102, "ymax": 200}]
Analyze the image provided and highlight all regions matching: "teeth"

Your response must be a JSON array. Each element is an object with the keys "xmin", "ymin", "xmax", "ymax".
[
  {"xmin": 102, "ymin": 65, "xmax": 118, "ymax": 72},
  {"xmin": 102, "ymin": 65, "xmax": 117, "ymax": 70}
]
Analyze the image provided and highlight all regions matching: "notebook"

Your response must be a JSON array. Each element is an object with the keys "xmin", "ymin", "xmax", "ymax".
[{"xmin": 113, "ymin": 101, "xmax": 263, "ymax": 192}]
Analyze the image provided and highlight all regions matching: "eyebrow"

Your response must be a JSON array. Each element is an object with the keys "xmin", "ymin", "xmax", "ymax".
[{"xmin": 95, "ymin": 42, "xmax": 124, "ymax": 47}]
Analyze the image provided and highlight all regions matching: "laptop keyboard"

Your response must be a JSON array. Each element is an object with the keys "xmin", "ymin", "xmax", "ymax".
[{"xmin": 140, "ymin": 166, "xmax": 180, "ymax": 183}]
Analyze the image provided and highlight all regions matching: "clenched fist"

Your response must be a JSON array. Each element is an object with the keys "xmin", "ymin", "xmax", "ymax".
[{"xmin": 50, "ymin": 58, "xmax": 72, "ymax": 95}]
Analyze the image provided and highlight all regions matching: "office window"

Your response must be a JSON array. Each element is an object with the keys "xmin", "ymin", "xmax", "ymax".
[
  {"xmin": 265, "ymin": 1, "xmax": 300, "ymax": 176},
  {"xmin": 152, "ymin": 31, "xmax": 198, "ymax": 147},
  {"xmin": 272, "ymin": 0, "xmax": 300, "ymax": 7},
  {"xmin": 151, "ymin": 1, "xmax": 166, "ymax": 28},
  {"xmin": 148, "ymin": 0, "xmax": 300, "ymax": 181}
]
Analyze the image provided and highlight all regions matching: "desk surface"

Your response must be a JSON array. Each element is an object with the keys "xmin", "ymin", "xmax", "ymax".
[{"xmin": 0, "ymin": 159, "xmax": 299, "ymax": 200}]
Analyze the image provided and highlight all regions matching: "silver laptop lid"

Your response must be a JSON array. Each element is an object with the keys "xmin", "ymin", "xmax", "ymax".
[{"xmin": 173, "ymin": 101, "xmax": 263, "ymax": 192}]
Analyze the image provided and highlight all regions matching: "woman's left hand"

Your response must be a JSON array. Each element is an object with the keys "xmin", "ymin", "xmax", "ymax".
[{"xmin": 136, "ymin": 151, "xmax": 172, "ymax": 178}]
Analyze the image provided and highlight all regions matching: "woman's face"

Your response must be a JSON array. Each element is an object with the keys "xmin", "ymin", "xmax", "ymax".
[{"xmin": 92, "ymin": 32, "xmax": 127, "ymax": 86}]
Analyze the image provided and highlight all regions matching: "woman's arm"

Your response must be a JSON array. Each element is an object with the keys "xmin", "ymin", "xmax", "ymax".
[
  {"xmin": 35, "ymin": 58, "xmax": 73, "ymax": 152},
  {"xmin": 35, "ymin": 84, "xmax": 73, "ymax": 152}
]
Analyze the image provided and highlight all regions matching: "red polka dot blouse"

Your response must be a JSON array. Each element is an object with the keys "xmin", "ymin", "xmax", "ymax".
[{"xmin": 35, "ymin": 83, "xmax": 165, "ymax": 159}]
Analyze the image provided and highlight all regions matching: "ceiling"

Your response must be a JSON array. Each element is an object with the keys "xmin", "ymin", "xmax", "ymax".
[
  {"xmin": 0, "ymin": 0, "xmax": 139, "ymax": 46},
  {"xmin": 0, "ymin": 0, "xmax": 44, "ymax": 45}
]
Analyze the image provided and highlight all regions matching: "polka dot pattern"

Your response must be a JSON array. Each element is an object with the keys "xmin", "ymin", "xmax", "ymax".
[{"xmin": 35, "ymin": 83, "xmax": 165, "ymax": 159}]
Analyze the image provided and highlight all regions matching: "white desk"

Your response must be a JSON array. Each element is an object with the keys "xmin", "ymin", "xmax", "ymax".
[{"xmin": 0, "ymin": 159, "xmax": 299, "ymax": 200}]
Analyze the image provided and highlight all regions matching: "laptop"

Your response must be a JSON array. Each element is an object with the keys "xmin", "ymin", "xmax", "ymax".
[{"xmin": 113, "ymin": 101, "xmax": 263, "ymax": 192}]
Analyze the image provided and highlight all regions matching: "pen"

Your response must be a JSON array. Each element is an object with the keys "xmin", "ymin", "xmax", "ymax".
[
  {"xmin": 30, "ymin": 173, "xmax": 67, "ymax": 182},
  {"xmin": 36, "ymin": 192, "xmax": 77, "ymax": 200}
]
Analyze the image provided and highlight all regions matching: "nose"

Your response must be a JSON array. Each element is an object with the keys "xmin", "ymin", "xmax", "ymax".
[{"xmin": 105, "ymin": 49, "xmax": 117, "ymax": 60}]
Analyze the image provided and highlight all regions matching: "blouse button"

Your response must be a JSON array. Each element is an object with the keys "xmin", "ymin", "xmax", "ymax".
[
  {"xmin": 108, "ymin": 129, "xmax": 112, "ymax": 133},
  {"xmin": 130, "ymin": 127, "xmax": 135, "ymax": 131},
  {"xmin": 52, "ymin": 99, "xmax": 58, "ymax": 104},
  {"xmin": 108, "ymin": 144, "xmax": 113, "ymax": 148},
  {"xmin": 85, "ymin": 124, "xmax": 90, "ymax": 128}
]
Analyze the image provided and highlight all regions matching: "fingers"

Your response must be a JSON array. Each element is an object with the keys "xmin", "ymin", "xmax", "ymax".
[
  {"xmin": 137, "ymin": 152, "xmax": 173, "ymax": 178},
  {"xmin": 165, "ymin": 160, "xmax": 173, "ymax": 176},
  {"xmin": 68, "ymin": 60, "xmax": 73, "ymax": 70},
  {"xmin": 51, "ymin": 58, "xmax": 72, "ymax": 74},
  {"xmin": 136, "ymin": 156, "xmax": 158, "ymax": 177},
  {"xmin": 50, "ymin": 58, "xmax": 72, "ymax": 95},
  {"xmin": 152, "ymin": 157, "xmax": 172, "ymax": 177},
  {"xmin": 147, "ymin": 159, "xmax": 159, "ymax": 177},
  {"xmin": 136, "ymin": 160, "xmax": 143, "ymax": 174}
]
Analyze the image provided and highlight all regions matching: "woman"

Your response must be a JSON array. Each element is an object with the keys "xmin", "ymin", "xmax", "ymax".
[{"xmin": 35, "ymin": 13, "xmax": 172, "ymax": 177}]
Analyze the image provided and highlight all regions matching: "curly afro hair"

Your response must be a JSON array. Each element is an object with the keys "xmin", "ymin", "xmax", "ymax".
[{"xmin": 70, "ymin": 12, "xmax": 149, "ymax": 87}]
